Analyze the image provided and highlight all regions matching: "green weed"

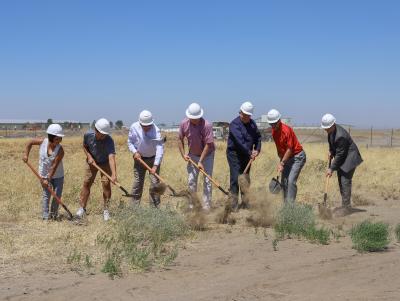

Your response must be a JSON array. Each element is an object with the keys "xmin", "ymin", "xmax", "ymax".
[
  {"xmin": 350, "ymin": 221, "xmax": 390, "ymax": 252},
  {"xmin": 97, "ymin": 206, "xmax": 189, "ymax": 277},
  {"xmin": 274, "ymin": 203, "xmax": 330, "ymax": 244}
]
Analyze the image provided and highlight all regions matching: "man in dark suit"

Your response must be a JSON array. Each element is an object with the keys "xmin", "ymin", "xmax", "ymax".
[{"xmin": 321, "ymin": 114, "xmax": 363, "ymax": 215}]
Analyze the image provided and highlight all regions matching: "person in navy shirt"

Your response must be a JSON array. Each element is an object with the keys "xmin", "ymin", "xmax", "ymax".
[{"xmin": 226, "ymin": 102, "xmax": 261, "ymax": 210}]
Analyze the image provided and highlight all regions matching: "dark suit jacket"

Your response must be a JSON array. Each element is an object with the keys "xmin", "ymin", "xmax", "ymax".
[{"xmin": 328, "ymin": 124, "xmax": 363, "ymax": 173}]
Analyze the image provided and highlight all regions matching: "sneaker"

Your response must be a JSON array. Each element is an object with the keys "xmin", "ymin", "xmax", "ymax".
[
  {"xmin": 76, "ymin": 207, "xmax": 86, "ymax": 218},
  {"xmin": 103, "ymin": 210, "xmax": 110, "ymax": 221}
]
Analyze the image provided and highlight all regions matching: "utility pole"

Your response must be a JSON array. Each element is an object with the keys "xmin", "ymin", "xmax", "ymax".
[
  {"xmin": 370, "ymin": 126, "xmax": 373, "ymax": 146},
  {"xmin": 390, "ymin": 128, "xmax": 394, "ymax": 147}
]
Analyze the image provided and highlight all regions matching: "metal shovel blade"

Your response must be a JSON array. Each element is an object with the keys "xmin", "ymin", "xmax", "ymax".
[{"xmin": 269, "ymin": 177, "xmax": 282, "ymax": 194}]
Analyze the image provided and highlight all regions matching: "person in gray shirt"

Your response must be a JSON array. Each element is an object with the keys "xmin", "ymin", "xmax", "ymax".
[
  {"xmin": 321, "ymin": 114, "xmax": 363, "ymax": 216},
  {"xmin": 76, "ymin": 118, "xmax": 117, "ymax": 221}
]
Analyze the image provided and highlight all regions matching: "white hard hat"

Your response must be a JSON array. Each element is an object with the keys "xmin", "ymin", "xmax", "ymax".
[
  {"xmin": 240, "ymin": 101, "xmax": 254, "ymax": 116},
  {"xmin": 321, "ymin": 113, "xmax": 336, "ymax": 129},
  {"xmin": 139, "ymin": 110, "xmax": 154, "ymax": 126},
  {"xmin": 46, "ymin": 124, "xmax": 64, "ymax": 137},
  {"xmin": 266, "ymin": 109, "xmax": 281, "ymax": 123},
  {"xmin": 95, "ymin": 118, "xmax": 111, "ymax": 135},
  {"xmin": 186, "ymin": 103, "xmax": 203, "ymax": 119}
]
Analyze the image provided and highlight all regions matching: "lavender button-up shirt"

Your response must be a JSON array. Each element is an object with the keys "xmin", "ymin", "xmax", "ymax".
[{"xmin": 179, "ymin": 118, "xmax": 215, "ymax": 156}]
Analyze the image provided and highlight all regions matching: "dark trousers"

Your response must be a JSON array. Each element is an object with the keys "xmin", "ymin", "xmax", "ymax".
[
  {"xmin": 131, "ymin": 156, "xmax": 161, "ymax": 207},
  {"xmin": 337, "ymin": 168, "xmax": 356, "ymax": 207},
  {"xmin": 227, "ymin": 150, "xmax": 251, "ymax": 207}
]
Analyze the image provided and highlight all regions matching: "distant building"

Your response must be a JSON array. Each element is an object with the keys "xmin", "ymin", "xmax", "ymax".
[{"xmin": 0, "ymin": 119, "xmax": 90, "ymax": 130}]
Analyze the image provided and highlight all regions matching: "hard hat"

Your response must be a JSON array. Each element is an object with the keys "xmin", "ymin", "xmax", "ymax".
[
  {"xmin": 139, "ymin": 110, "xmax": 154, "ymax": 126},
  {"xmin": 46, "ymin": 124, "xmax": 64, "ymax": 137},
  {"xmin": 186, "ymin": 103, "xmax": 203, "ymax": 119},
  {"xmin": 266, "ymin": 109, "xmax": 281, "ymax": 123},
  {"xmin": 321, "ymin": 113, "xmax": 336, "ymax": 129},
  {"xmin": 240, "ymin": 101, "xmax": 254, "ymax": 116},
  {"xmin": 95, "ymin": 118, "xmax": 111, "ymax": 135}
]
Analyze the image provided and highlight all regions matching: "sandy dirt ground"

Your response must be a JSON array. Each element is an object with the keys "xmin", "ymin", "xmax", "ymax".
[{"xmin": 1, "ymin": 199, "xmax": 400, "ymax": 301}]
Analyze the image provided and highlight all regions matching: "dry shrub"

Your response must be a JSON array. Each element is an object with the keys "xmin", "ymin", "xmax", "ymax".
[{"xmin": 352, "ymin": 193, "xmax": 375, "ymax": 206}]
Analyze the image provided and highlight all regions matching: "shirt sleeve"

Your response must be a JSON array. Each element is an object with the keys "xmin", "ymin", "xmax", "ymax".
[
  {"xmin": 178, "ymin": 122, "xmax": 185, "ymax": 140},
  {"xmin": 127, "ymin": 126, "xmax": 138, "ymax": 154},
  {"xmin": 83, "ymin": 133, "xmax": 89, "ymax": 146},
  {"xmin": 203, "ymin": 123, "xmax": 214, "ymax": 144},
  {"xmin": 254, "ymin": 124, "xmax": 262, "ymax": 152},
  {"xmin": 330, "ymin": 137, "xmax": 349, "ymax": 171},
  {"xmin": 287, "ymin": 129, "xmax": 294, "ymax": 150},
  {"xmin": 107, "ymin": 138, "xmax": 116, "ymax": 155},
  {"xmin": 154, "ymin": 128, "xmax": 164, "ymax": 166}
]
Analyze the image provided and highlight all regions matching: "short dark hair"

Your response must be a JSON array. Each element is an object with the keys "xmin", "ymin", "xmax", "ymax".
[{"xmin": 48, "ymin": 134, "xmax": 56, "ymax": 142}]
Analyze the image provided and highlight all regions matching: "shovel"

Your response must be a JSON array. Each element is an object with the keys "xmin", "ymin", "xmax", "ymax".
[
  {"xmin": 318, "ymin": 158, "xmax": 333, "ymax": 219},
  {"xmin": 24, "ymin": 161, "xmax": 73, "ymax": 220},
  {"xmin": 135, "ymin": 157, "xmax": 178, "ymax": 196},
  {"xmin": 269, "ymin": 173, "xmax": 282, "ymax": 194},
  {"xmin": 187, "ymin": 157, "xmax": 229, "ymax": 195},
  {"xmin": 91, "ymin": 161, "xmax": 134, "ymax": 197},
  {"xmin": 243, "ymin": 158, "xmax": 253, "ymax": 174},
  {"xmin": 238, "ymin": 158, "xmax": 254, "ymax": 194},
  {"xmin": 323, "ymin": 157, "xmax": 332, "ymax": 206}
]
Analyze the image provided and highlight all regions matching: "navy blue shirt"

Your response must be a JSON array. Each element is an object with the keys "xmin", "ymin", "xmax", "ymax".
[
  {"xmin": 83, "ymin": 130, "xmax": 116, "ymax": 164},
  {"xmin": 227, "ymin": 116, "xmax": 261, "ymax": 156}
]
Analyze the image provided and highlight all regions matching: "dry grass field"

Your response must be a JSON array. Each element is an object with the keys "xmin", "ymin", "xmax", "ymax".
[{"xmin": 1, "ymin": 133, "xmax": 400, "ymax": 300}]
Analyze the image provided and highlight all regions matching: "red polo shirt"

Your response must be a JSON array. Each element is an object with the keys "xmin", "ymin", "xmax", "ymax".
[{"xmin": 272, "ymin": 122, "xmax": 303, "ymax": 159}]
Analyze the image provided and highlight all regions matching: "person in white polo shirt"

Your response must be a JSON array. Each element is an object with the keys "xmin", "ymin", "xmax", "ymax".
[{"xmin": 128, "ymin": 110, "xmax": 164, "ymax": 207}]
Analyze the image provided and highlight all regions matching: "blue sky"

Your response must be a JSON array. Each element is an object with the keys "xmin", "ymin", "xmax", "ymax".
[{"xmin": 0, "ymin": 0, "xmax": 399, "ymax": 127}]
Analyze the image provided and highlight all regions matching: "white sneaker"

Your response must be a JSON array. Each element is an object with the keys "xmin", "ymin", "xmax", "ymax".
[
  {"xmin": 103, "ymin": 210, "xmax": 110, "ymax": 221},
  {"xmin": 76, "ymin": 207, "xmax": 86, "ymax": 218}
]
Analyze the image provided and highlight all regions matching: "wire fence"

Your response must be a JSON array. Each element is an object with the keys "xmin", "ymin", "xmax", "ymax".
[
  {"xmin": 1, "ymin": 125, "xmax": 400, "ymax": 148},
  {"xmin": 294, "ymin": 127, "xmax": 400, "ymax": 148}
]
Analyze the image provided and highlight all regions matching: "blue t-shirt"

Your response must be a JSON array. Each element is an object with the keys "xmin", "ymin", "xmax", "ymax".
[{"xmin": 83, "ymin": 130, "xmax": 116, "ymax": 164}]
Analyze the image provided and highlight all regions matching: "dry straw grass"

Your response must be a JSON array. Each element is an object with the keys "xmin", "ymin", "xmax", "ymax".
[{"xmin": 1, "ymin": 134, "xmax": 399, "ymax": 275}]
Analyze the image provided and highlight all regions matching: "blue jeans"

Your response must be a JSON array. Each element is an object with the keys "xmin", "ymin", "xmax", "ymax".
[
  {"xmin": 281, "ymin": 151, "xmax": 306, "ymax": 203},
  {"xmin": 42, "ymin": 177, "xmax": 64, "ymax": 219}
]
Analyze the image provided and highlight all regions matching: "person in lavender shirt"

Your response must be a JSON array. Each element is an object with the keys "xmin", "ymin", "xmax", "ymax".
[{"xmin": 178, "ymin": 103, "xmax": 215, "ymax": 210}]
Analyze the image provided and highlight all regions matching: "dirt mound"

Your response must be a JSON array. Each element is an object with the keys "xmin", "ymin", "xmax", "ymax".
[
  {"xmin": 246, "ymin": 189, "xmax": 275, "ymax": 228},
  {"xmin": 150, "ymin": 182, "xmax": 167, "ymax": 195},
  {"xmin": 183, "ymin": 191, "xmax": 207, "ymax": 231}
]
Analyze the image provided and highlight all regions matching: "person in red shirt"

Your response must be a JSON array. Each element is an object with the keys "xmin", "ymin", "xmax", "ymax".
[{"xmin": 267, "ymin": 109, "xmax": 306, "ymax": 203}]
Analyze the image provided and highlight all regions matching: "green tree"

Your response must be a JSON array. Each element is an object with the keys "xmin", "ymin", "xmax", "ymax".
[
  {"xmin": 47, "ymin": 118, "xmax": 53, "ymax": 126},
  {"xmin": 115, "ymin": 120, "xmax": 124, "ymax": 129}
]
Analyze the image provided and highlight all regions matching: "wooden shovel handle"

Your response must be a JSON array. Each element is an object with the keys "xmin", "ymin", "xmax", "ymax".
[
  {"xmin": 135, "ymin": 157, "xmax": 166, "ymax": 183},
  {"xmin": 188, "ymin": 158, "xmax": 229, "ymax": 195},
  {"xmin": 24, "ymin": 161, "xmax": 73, "ymax": 219},
  {"xmin": 91, "ymin": 161, "xmax": 121, "ymax": 187},
  {"xmin": 243, "ymin": 158, "xmax": 253, "ymax": 174}
]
